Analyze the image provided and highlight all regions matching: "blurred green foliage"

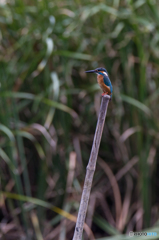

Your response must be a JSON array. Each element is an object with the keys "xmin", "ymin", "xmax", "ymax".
[{"xmin": 0, "ymin": 0, "xmax": 159, "ymax": 239}]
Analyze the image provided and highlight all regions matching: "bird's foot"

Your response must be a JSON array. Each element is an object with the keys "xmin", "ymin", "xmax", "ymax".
[
  {"xmin": 102, "ymin": 92, "xmax": 108, "ymax": 96},
  {"xmin": 102, "ymin": 92, "xmax": 112, "ymax": 101}
]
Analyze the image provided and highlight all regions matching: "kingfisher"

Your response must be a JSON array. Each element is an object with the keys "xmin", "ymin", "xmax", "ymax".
[{"xmin": 85, "ymin": 67, "xmax": 113, "ymax": 97}]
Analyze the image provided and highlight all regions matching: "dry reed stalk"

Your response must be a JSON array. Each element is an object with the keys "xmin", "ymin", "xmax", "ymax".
[{"xmin": 72, "ymin": 95, "xmax": 110, "ymax": 240}]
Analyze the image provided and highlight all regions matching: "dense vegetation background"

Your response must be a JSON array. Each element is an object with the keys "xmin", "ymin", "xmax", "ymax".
[{"xmin": 0, "ymin": 0, "xmax": 159, "ymax": 239}]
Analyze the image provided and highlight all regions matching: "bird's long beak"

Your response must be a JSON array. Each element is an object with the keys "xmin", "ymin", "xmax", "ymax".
[{"xmin": 85, "ymin": 69, "xmax": 97, "ymax": 73}]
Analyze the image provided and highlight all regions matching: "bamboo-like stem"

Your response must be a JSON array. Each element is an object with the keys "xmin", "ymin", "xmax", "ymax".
[{"xmin": 72, "ymin": 95, "xmax": 110, "ymax": 240}]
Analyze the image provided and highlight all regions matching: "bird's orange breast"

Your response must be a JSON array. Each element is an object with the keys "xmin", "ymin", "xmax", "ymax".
[{"xmin": 97, "ymin": 75, "xmax": 111, "ymax": 95}]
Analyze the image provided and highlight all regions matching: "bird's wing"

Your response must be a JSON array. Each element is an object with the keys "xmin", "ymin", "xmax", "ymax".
[{"xmin": 103, "ymin": 76, "xmax": 112, "ymax": 93}]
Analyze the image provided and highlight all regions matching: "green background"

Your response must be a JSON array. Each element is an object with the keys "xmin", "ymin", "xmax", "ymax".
[{"xmin": 0, "ymin": 0, "xmax": 159, "ymax": 239}]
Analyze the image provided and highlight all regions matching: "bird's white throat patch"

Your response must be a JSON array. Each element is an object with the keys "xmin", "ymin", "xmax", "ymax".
[{"xmin": 103, "ymin": 72, "xmax": 108, "ymax": 77}]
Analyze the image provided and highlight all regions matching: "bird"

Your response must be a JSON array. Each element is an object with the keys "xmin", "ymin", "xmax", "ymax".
[{"xmin": 85, "ymin": 67, "xmax": 113, "ymax": 97}]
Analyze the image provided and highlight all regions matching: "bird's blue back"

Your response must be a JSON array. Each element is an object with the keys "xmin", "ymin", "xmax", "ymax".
[{"xmin": 103, "ymin": 75, "xmax": 113, "ymax": 93}]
